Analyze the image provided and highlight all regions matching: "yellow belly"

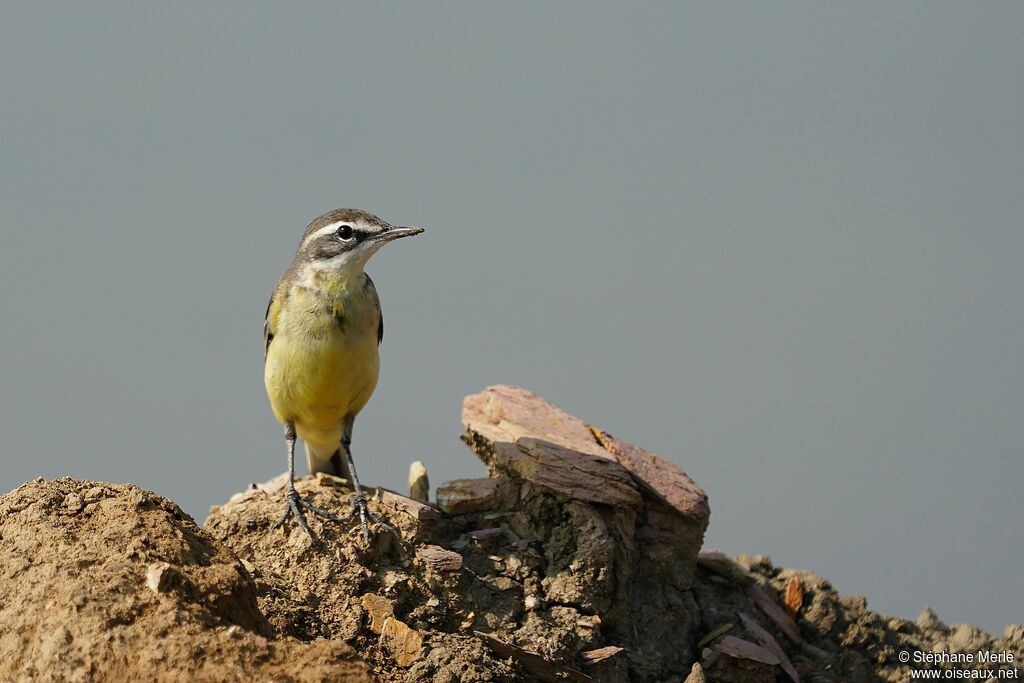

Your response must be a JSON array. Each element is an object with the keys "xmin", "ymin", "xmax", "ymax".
[{"xmin": 264, "ymin": 317, "xmax": 380, "ymax": 451}]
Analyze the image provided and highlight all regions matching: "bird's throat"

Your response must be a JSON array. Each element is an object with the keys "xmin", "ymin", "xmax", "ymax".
[{"xmin": 297, "ymin": 261, "xmax": 366, "ymax": 298}]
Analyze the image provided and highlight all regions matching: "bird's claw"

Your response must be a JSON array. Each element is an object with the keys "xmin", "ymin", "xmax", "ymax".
[
  {"xmin": 273, "ymin": 487, "xmax": 346, "ymax": 541},
  {"xmin": 273, "ymin": 487, "xmax": 396, "ymax": 544},
  {"xmin": 341, "ymin": 493, "xmax": 398, "ymax": 543}
]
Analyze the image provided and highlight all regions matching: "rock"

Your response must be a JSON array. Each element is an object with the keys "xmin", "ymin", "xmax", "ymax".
[
  {"xmin": 436, "ymin": 477, "xmax": 515, "ymax": 514},
  {"xmin": 783, "ymin": 576, "xmax": 803, "ymax": 617},
  {"xmin": 462, "ymin": 387, "xmax": 642, "ymax": 508},
  {"xmin": 948, "ymin": 623, "xmax": 988, "ymax": 652},
  {"xmin": 466, "ymin": 528, "xmax": 504, "ymax": 542},
  {"xmin": 698, "ymin": 622, "xmax": 735, "ymax": 648},
  {"xmin": 589, "ymin": 426, "xmax": 709, "ymax": 525},
  {"xmin": 378, "ymin": 487, "xmax": 441, "ymax": 522},
  {"xmin": 361, "ymin": 593, "xmax": 395, "ymax": 634},
  {"xmin": 63, "ymin": 492, "xmax": 85, "ymax": 513},
  {"xmin": 683, "ymin": 662, "xmax": 707, "ymax": 683},
  {"xmin": 917, "ymin": 606, "xmax": 948, "ymax": 631},
  {"xmin": 417, "ymin": 544, "xmax": 464, "ymax": 572},
  {"xmin": 698, "ymin": 551, "xmax": 754, "ymax": 585},
  {"xmin": 710, "ymin": 635, "xmax": 780, "ymax": 665},
  {"xmin": 380, "ymin": 617, "xmax": 423, "ymax": 667},
  {"xmin": 738, "ymin": 612, "xmax": 799, "ymax": 683},
  {"xmin": 313, "ymin": 471, "xmax": 348, "ymax": 489},
  {"xmin": 706, "ymin": 635, "xmax": 780, "ymax": 683},
  {"xmin": 145, "ymin": 562, "xmax": 180, "ymax": 594},
  {"xmin": 745, "ymin": 584, "xmax": 801, "ymax": 644},
  {"xmin": 461, "ymin": 384, "xmax": 710, "ymax": 679},
  {"xmin": 580, "ymin": 645, "xmax": 624, "ymax": 664},
  {"xmin": 408, "ymin": 461, "xmax": 430, "ymax": 503},
  {"xmin": 475, "ymin": 631, "xmax": 591, "ymax": 683},
  {"xmin": 498, "ymin": 436, "xmax": 643, "ymax": 508},
  {"xmin": 462, "ymin": 385, "xmax": 708, "ymax": 561},
  {"xmin": 255, "ymin": 471, "xmax": 289, "ymax": 494}
]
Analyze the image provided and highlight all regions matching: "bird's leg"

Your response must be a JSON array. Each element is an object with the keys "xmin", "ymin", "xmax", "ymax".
[
  {"xmin": 273, "ymin": 421, "xmax": 313, "ymax": 537},
  {"xmin": 273, "ymin": 421, "xmax": 347, "ymax": 540},
  {"xmin": 338, "ymin": 431, "xmax": 397, "ymax": 542}
]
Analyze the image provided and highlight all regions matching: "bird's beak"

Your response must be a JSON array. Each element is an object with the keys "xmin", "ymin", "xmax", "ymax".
[{"xmin": 375, "ymin": 225, "xmax": 425, "ymax": 243}]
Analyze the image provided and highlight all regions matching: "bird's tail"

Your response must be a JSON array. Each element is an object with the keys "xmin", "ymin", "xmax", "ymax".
[{"xmin": 305, "ymin": 442, "xmax": 352, "ymax": 481}]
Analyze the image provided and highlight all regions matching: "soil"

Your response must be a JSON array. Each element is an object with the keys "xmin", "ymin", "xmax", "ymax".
[
  {"xmin": 1, "ymin": 386, "xmax": 1020, "ymax": 682},
  {"xmin": 0, "ymin": 478, "xmax": 370, "ymax": 682}
]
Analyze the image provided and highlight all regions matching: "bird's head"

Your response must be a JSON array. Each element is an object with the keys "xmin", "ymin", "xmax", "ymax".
[{"xmin": 293, "ymin": 208, "xmax": 424, "ymax": 278}]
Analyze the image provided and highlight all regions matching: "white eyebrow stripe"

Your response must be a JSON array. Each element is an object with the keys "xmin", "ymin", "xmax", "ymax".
[{"xmin": 300, "ymin": 221, "xmax": 353, "ymax": 250}]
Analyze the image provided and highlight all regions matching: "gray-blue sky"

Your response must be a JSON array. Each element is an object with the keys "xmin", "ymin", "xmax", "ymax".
[{"xmin": 1, "ymin": 3, "xmax": 1021, "ymax": 632}]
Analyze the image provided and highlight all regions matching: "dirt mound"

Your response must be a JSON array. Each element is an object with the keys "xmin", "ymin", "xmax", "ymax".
[
  {"xmin": 0, "ymin": 385, "xmax": 1020, "ymax": 682},
  {"xmin": 693, "ymin": 552, "xmax": 1024, "ymax": 682},
  {"xmin": 202, "ymin": 385, "xmax": 711, "ymax": 681},
  {"xmin": 0, "ymin": 478, "xmax": 369, "ymax": 682}
]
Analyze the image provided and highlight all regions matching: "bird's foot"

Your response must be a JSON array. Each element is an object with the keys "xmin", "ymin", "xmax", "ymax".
[
  {"xmin": 273, "ymin": 486, "xmax": 346, "ymax": 541},
  {"xmin": 341, "ymin": 493, "xmax": 398, "ymax": 543}
]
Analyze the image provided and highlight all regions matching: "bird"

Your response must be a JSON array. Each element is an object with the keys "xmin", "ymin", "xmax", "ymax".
[{"xmin": 262, "ymin": 208, "xmax": 424, "ymax": 541}]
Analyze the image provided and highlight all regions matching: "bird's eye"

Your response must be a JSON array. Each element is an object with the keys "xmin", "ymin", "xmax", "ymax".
[{"xmin": 336, "ymin": 225, "xmax": 354, "ymax": 240}]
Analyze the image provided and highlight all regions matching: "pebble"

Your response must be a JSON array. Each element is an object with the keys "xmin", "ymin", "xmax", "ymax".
[
  {"xmin": 379, "ymin": 617, "xmax": 423, "ymax": 667},
  {"xmin": 63, "ymin": 494, "xmax": 85, "ymax": 514},
  {"xmin": 145, "ymin": 563, "xmax": 178, "ymax": 594},
  {"xmin": 361, "ymin": 594, "xmax": 395, "ymax": 634}
]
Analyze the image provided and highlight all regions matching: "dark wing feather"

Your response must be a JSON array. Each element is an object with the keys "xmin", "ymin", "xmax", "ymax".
[
  {"xmin": 263, "ymin": 293, "xmax": 275, "ymax": 361},
  {"xmin": 365, "ymin": 273, "xmax": 383, "ymax": 345}
]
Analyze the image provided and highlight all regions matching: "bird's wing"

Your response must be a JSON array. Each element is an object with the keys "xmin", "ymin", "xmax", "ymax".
[
  {"xmin": 263, "ymin": 292, "xmax": 278, "ymax": 361},
  {"xmin": 365, "ymin": 273, "xmax": 383, "ymax": 345}
]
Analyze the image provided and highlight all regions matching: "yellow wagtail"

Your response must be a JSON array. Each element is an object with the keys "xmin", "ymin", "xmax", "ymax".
[{"xmin": 263, "ymin": 208, "xmax": 424, "ymax": 541}]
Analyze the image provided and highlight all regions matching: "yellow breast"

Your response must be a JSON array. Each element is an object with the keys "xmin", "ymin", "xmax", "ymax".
[{"xmin": 264, "ymin": 280, "xmax": 381, "ymax": 449}]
